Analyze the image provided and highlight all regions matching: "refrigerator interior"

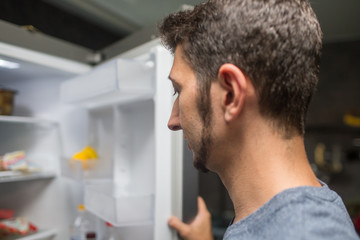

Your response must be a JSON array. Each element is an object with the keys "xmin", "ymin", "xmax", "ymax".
[
  {"xmin": 0, "ymin": 60, "xmax": 84, "ymax": 239},
  {"xmin": 0, "ymin": 40, "xmax": 181, "ymax": 240}
]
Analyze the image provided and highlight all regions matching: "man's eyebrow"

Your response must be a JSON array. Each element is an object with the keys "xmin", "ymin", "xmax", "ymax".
[
  {"xmin": 168, "ymin": 76, "xmax": 181, "ymax": 90},
  {"xmin": 168, "ymin": 75, "xmax": 175, "ymax": 82},
  {"xmin": 168, "ymin": 75, "xmax": 179, "ymax": 84}
]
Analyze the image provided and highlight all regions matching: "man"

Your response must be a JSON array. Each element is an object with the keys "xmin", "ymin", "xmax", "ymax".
[{"xmin": 159, "ymin": 0, "xmax": 359, "ymax": 239}]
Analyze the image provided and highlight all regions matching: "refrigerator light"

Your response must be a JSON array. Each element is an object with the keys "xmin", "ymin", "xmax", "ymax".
[{"xmin": 0, "ymin": 59, "xmax": 20, "ymax": 69}]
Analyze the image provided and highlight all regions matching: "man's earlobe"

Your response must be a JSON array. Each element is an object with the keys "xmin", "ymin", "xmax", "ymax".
[{"xmin": 218, "ymin": 64, "xmax": 247, "ymax": 122}]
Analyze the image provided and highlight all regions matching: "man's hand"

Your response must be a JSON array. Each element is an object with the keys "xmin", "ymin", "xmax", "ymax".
[{"xmin": 168, "ymin": 197, "xmax": 214, "ymax": 240}]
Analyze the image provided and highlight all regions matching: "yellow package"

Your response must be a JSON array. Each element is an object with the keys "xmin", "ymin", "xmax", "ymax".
[{"xmin": 71, "ymin": 146, "xmax": 98, "ymax": 170}]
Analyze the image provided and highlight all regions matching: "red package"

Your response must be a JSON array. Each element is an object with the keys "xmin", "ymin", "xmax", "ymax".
[
  {"xmin": 0, "ymin": 209, "xmax": 14, "ymax": 219},
  {"xmin": 0, "ymin": 217, "xmax": 37, "ymax": 236}
]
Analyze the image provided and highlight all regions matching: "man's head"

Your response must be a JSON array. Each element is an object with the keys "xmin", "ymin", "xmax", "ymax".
[{"xmin": 159, "ymin": 0, "xmax": 322, "ymax": 139}]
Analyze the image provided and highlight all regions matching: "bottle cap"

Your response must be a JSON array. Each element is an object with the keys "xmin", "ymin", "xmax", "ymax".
[{"xmin": 77, "ymin": 204, "xmax": 85, "ymax": 211}]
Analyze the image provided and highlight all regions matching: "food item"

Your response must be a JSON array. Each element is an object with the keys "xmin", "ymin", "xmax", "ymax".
[
  {"xmin": 73, "ymin": 146, "xmax": 98, "ymax": 160},
  {"xmin": 0, "ymin": 88, "xmax": 16, "ymax": 115},
  {"xmin": 0, "ymin": 217, "xmax": 37, "ymax": 236},
  {"xmin": 0, "ymin": 150, "xmax": 41, "ymax": 173},
  {"xmin": 71, "ymin": 146, "xmax": 98, "ymax": 170},
  {"xmin": 1, "ymin": 151, "xmax": 27, "ymax": 171},
  {"xmin": 0, "ymin": 209, "xmax": 14, "ymax": 219}
]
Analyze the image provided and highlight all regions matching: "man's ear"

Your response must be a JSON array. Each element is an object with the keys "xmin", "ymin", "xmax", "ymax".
[{"xmin": 218, "ymin": 63, "xmax": 248, "ymax": 122}]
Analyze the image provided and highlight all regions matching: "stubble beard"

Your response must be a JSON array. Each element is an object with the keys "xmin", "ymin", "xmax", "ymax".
[
  {"xmin": 193, "ymin": 125, "xmax": 212, "ymax": 172},
  {"xmin": 193, "ymin": 85, "xmax": 213, "ymax": 173}
]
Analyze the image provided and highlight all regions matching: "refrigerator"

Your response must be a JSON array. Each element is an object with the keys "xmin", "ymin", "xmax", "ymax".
[{"xmin": 0, "ymin": 30, "xmax": 197, "ymax": 240}]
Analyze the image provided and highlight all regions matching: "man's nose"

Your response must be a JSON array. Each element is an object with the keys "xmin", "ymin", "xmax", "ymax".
[{"xmin": 168, "ymin": 98, "xmax": 182, "ymax": 131}]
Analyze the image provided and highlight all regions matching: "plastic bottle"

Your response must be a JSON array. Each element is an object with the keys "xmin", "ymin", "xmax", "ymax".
[
  {"xmin": 102, "ymin": 222, "xmax": 120, "ymax": 240},
  {"xmin": 70, "ymin": 204, "xmax": 97, "ymax": 240}
]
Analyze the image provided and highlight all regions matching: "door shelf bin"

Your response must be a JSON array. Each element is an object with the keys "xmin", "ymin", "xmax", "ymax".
[
  {"xmin": 84, "ymin": 181, "xmax": 154, "ymax": 226},
  {"xmin": 0, "ymin": 171, "xmax": 56, "ymax": 183},
  {"xmin": 61, "ymin": 157, "xmax": 111, "ymax": 181},
  {"xmin": 61, "ymin": 57, "xmax": 155, "ymax": 108}
]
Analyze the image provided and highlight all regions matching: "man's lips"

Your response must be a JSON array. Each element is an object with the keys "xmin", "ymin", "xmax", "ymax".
[
  {"xmin": 187, "ymin": 142, "xmax": 192, "ymax": 151},
  {"xmin": 184, "ymin": 136, "xmax": 192, "ymax": 151}
]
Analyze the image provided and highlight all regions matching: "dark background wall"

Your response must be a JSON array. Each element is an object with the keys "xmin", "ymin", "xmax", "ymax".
[{"xmin": 306, "ymin": 40, "xmax": 360, "ymax": 221}]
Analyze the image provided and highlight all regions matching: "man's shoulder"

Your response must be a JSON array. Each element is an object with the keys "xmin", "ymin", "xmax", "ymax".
[{"xmin": 224, "ymin": 185, "xmax": 359, "ymax": 240}]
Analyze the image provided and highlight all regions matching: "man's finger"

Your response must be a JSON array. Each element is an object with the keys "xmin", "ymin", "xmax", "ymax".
[{"xmin": 168, "ymin": 216, "xmax": 190, "ymax": 237}]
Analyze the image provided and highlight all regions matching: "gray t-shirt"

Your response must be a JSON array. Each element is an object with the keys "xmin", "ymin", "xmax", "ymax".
[{"xmin": 224, "ymin": 183, "xmax": 359, "ymax": 239}]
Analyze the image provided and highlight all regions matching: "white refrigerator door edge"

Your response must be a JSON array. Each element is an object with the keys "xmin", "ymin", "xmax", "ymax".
[{"xmin": 153, "ymin": 45, "xmax": 182, "ymax": 240}]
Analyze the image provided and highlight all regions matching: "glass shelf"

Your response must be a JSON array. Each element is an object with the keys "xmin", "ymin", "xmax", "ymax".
[
  {"xmin": 0, "ymin": 116, "xmax": 57, "ymax": 128},
  {"xmin": 0, "ymin": 171, "xmax": 56, "ymax": 183},
  {"xmin": 15, "ymin": 228, "xmax": 57, "ymax": 240}
]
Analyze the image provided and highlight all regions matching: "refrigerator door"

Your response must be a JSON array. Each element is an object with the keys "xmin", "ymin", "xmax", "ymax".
[{"xmin": 60, "ymin": 40, "xmax": 188, "ymax": 240}]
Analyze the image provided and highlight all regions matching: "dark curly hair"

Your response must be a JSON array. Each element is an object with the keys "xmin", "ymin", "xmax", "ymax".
[{"xmin": 158, "ymin": 0, "xmax": 322, "ymax": 138}]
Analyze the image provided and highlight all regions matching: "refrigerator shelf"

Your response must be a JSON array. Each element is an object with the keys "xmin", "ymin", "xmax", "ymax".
[
  {"xmin": 84, "ymin": 180, "xmax": 154, "ymax": 226},
  {"xmin": 0, "ymin": 116, "xmax": 57, "ymax": 128},
  {"xmin": 15, "ymin": 228, "xmax": 57, "ymax": 240},
  {"xmin": 0, "ymin": 171, "xmax": 56, "ymax": 183}
]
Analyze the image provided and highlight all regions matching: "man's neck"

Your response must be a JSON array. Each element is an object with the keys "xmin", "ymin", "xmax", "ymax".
[{"xmin": 217, "ymin": 127, "xmax": 321, "ymax": 223}]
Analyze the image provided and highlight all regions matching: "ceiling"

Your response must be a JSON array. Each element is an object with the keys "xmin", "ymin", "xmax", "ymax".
[{"xmin": 0, "ymin": 0, "xmax": 359, "ymax": 51}]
